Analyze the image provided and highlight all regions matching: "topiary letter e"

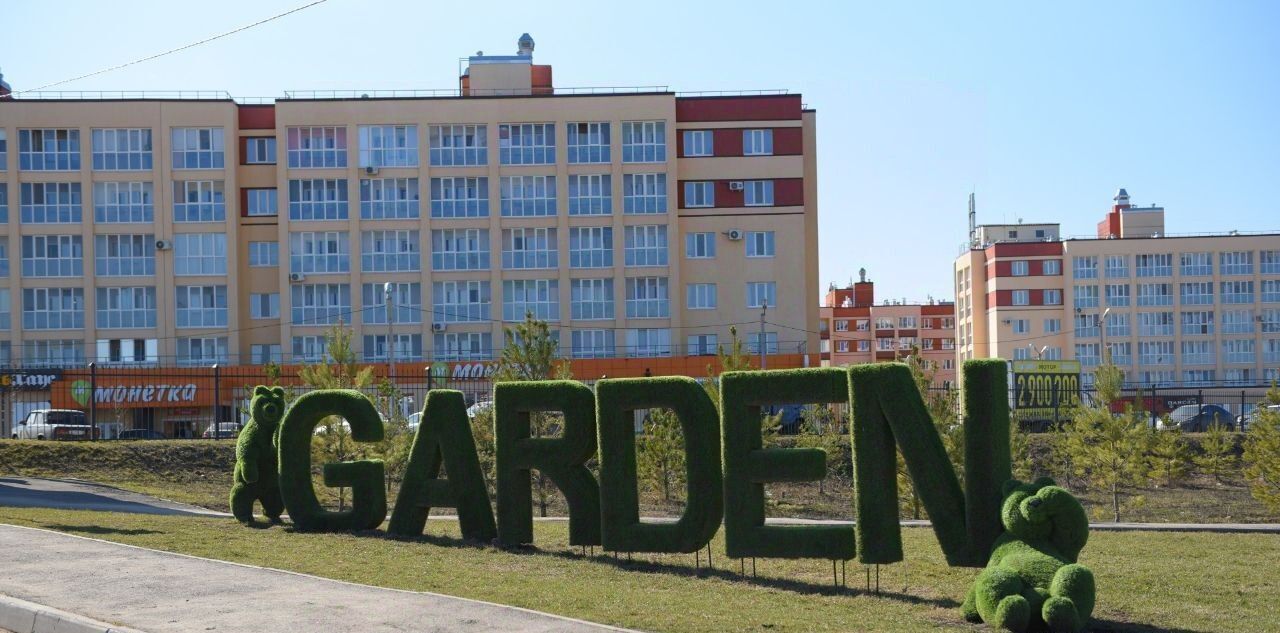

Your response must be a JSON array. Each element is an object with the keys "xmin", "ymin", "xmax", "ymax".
[{"xmin": 230, "ymin": 385, "xmax": 286, "ymax": 524}]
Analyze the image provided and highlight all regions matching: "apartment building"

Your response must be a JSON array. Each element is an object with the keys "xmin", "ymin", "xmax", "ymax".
[
  {"xmin": 956, "ymin": 189, "xmax": 1280, "ymax": 389},
  {"xmin": 0, "ymin": 36, "xmax": 819, "ymax": 368},
  {"xmin": 818, "ymin": 269, "xmax": 957, "ymax": 385}
]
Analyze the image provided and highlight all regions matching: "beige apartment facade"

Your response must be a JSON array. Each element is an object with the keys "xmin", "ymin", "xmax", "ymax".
[
  {"xmin": 957, "ymin": 189, "xmax": 1280, "ymax": 393},
  {"xmin": 0, "ymin": 37, "xmax": 819, "ymax": 367}
]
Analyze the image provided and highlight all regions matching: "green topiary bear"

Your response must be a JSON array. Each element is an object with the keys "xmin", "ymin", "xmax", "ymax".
[
  {"xmin": 962, "ymin": 477, "xmax": 1095, "ymax": 633},
  {"xmin": 230, "ymin": 386, "xmax": 287, "ymax": 524}
]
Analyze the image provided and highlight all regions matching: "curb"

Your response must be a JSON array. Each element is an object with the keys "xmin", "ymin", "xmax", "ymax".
[{"xmin": 0, "ymin": 595, "xmax": 146, "ymax": 633}]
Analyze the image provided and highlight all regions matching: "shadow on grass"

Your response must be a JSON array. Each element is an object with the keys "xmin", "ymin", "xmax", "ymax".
[
  {"xmin": 1090, "ymin": 619, "xmax": 1216, "ymax": 633},
  {"xmin": 40, "ymin": 523, "xmax": 164, "ymax": 536}
]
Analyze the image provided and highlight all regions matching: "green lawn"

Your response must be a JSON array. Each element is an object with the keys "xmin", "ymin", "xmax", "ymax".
[{"xmin": 0, "ymin": 506, "xmax": 1275, "ymax": 633}]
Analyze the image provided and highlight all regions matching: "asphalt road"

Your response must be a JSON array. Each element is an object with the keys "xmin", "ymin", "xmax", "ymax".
[{"xmin": 0, "ymin": 478, "xmax": 224, "ymax": 517}]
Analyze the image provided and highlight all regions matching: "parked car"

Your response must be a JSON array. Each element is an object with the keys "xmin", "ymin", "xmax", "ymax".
[
  {"xmin": 467, "ymin": 400, "xmax": 494, "ymax": 419},
  {"xmin": 202, "ymin": 422, "xmax": 243, "ymax": 439},
  {"xmin": 1159, "ymin": 404, "xmax": 1235, "ymax": 432},
  {"xmin": 118, "ymin": 429, "xmax": 167, "ymax": 440},
  {"xmin": 12, "ymin": 409, "xmax": 96, "ymax": 440},
  {"xmin": 407, "ymin": 412, "xmax": 422, "ymax": 432},
  {"xmin": 1239, "ymin": 404, "xmax": 1280, "ymax": 431}
]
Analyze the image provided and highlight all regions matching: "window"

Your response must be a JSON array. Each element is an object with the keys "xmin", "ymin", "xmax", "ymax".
[
  {"xmin": 357, "ymin": 178, "xmax": 418, "ymax": 219},
  {"xmin": 21, "ymin": 235, "xmax": 83, "ymax": 277},
  {"xmin": 499, "ymin": 123, "xmax": 555, "ymax": 165},
  {"xmin": 173, "ymin": 180, "xmax": 225, "ymax": 222},
  {"xmin": 746, "ymin": 282, "xmax": 777, "ymax": 308},
  {"xmin": 568, "ymin": 174, "xmax": 611, "ymax": 215},
  {"xmin": 363, "ymin": 334, "xmax": 423, "ymax": 362},
  {"xmin": 177, "ymin": 337, "xmax": 228, "ymax": 366},
  {"xmin": 688, "ymin": 334, "xmax": 719, "ymax": 356},
  {"xmin": 683, "ymin": 130, "xmax": 713, "ymax": 157},
  {"xmin": 501, "ymin": 176, "xmax": 556, "ymax": 216},
  {"xmin": 362, "ymin": 282, "xmax": 422, "ymax": 325},
  {"xmin": 95, "ymin": 287, "xmax": 156, "ymax": 328},
  {"xmin": 1221, "ymin": 281, "xmax": 1254, "ymax": 304},
  {"xmin": 1137, "ymin": 283, "xmax": 1173, "ymax": 306},
  {"xmin": 1136, "ymin": 253, "xmax": 1173, "ymax": 277},
  {"xmin": 288, "ymin": 179, "xmax": 348, "ymax": 221},
  {"xmin": 433, "ymin": 281, "xmax": 491, "ymax": 323},
  {"xmin": 290, "ymin": 283, "xmax": 350, "ymax": 326},
  {"xmin": 250, "ymin": 344, "xmax": 282, "ymax": 364},
  {"xmin": 1011, "ymin": 290, "xmax": 1030, "ymax": 306},
  {"xmin": 622, "ymin": 121, "xmax": 666, "ymax": 163},
  {"xmin": 1225, "ymin": 368, "xmax": 1255, "ymax": 386},
  {"xmin": 1180, "ymin": 252, "xmax": 1213, "ymax": 276},
  {"xmin": 681, "ymin": 233, "xmax": 716, "ymax": 261},
  {"xmin": 1223, "ymin": 339, "xmax": 1256, "ymax": 364},
  {"xmin": 1105, "ymin": 284, "xmax": 1130, "ymax": 307},
  {"xmin": 684, "ymin": 181, "xmax": 715, "ymax": 208},
  {"xmin": 20, "ymin": 129, "xmax": 81, "ymax": 170},
  {"xmin": 361, "ymin": 230, "xmax": 419, "ymax": 272},
  {"xmin": 174, "ymin": 285, "xmax": 228, "ymax": 328},
  {"xmin": 571, "ymin": 279, "xmax": 614, "ymax": 320},
  {"xmin": 1221, "ymin": 309, "xmax": 1255, "ymax": 334},
  {"xmin": 431, "ymin": 228, "xmax": 489, "ymax": 271},
  {"xmin": 22, "ymin": 340, "xmax": 85, "ymax": 367},
  {"xmin": 1074, "ymin": 314, "xmax": 1100, "ymax": 338},
  {"xmin": 503, "ymin": 227, "xmax": 557, "ymax": 269},
  {"xmin": 1265, "ymin": 280, "xmax": 1280, "ymax": 303},
  {"xmin": 625, "ymin": 328, "xmax": 671, "ymax": 357},
  {"xmin": 746, "ymin": 231, "xmax": 775, "ymax": 257},
  {"xmin": 878, "ymin": 338, "xmax": 895, "ymax": 351},
  {"xmin": 1072, "ymin": 256, "xmax": 1098, "ymax": 279},
  {"xmin": 1221, "ymin": 251, "xmax": 1253, "ymax": 276},
  {"xmin": 875, "ymin": 317, "xmax": 894, "ymax": 330},
  {"xmin": 503, "ymin": 279, "xmax": 559, "ymax": 321},
  {"xmin": 245, "ymin": 188, "xmax": 278, "ymax": 217},
  {"xmin": 1266, "ymin": 337, "xmax": 1280, "ymax": 362},
  {"xmin": 856, "ymin": 319, "xmax": 871, "ymax": 331},
  {"xmin": 748, "ymin": 332, "xmax": 779, "ymax": 354},
  {"xmin": 1104, "ymin": 255, "xmax": 1128, "ymax": 278},
  {"xmin": 358, "ymin": 125, "xmax": 417, "ymax": 167},
  {"xmin": 1182, "ymin": 341, "xmax": 1214, "ymax": 366},
  {"xmin": 290, "ymin": 231, "xmax": 349, "ymax": 274},
  {"xmin": 249, "ymin": 293, "xmax": 280, "ymax": 319},
  {"xmin": 570, "ymin": 227, "xmax": 613, "ymax": 268},
  {"xmin": 1011, "ymin": 260, "xmax": 1029, "ymax": 276},
  {"xmin": 1264, "ymin": 308, "xmax": 1280, "ymax": 333},
  {"xmin": 287, "ymin": 126, "xmax": 346, "ymax": 168},
  {"xmin": 1181, "ymin": 311, "xmax": 1214, "ymax": 336},
  {"xmin": 1138, "ymin": 312, "xmax": 1175, "ymax": 337},
  {"xmin": 623, "ymin": 173, "xmax": 667, "ymax": 214},
  {"xmin": 1042, "ymin": 259, "xmax": 1062, "ymax": 276},
  {"xmin": 435, "ymin": 332, "xmax": 494, "ymax": 361},
  {"xmin": 1137, "ymin": 371, "xmax": 1176, "ymax": 387},
  {"xmin": 1073, "ymin": 285, "xmax": 1099, "ymax": 309},
  {"xmin": 1261, "ymin": 250, "xmax": 1280, "ymax": 274},
  {"xmin": 430, "ymin": 125, "xmax": 487, "ymax": 166},
  {"xmin": 567, "ymin": 122, "xmax": 609, "ymax": 164},
  {"xmin": 1138, "ymin": 341, "xmax": 1174, "ymax": 365},
  {"xmin": 21, "ymin": 182, "xmax": 82, "ymax": 223},
  {"xmin": 22, "ymin": 288, "xmax": 84, "ymax": 330},
  {"xmin": 171, "ymin": 127, "xmax": 224, "ymax": 169},
  {"xmin": 291, "ymin": 335, "xmax": 328, "ymax": 362},
  {"xmin": 834, "ymin": 320, "xmax": 849, "ymax": 332},
  {"xmin": 244, "ymin": 137, "xmax": 276, "ymax": 165},
  {"xmin": 743, "ymin": 129, "xmax": 773, "ymax": 156},
  {"xmin": 686, "ymin": 283, "xmax": 717, "ymax": 310},
  {"xmin": 1044, "ymin": 318, "xmax": 1061, "ymax": 333},
  {"xmin": 1180, "ymin": 282, "xmax": 1214, "ymax": 305},
  {"xmin": 625, "ymin": 277, "xmax": 669, "ymax": 318},
  {"xmin": 859, "ymin": 340, "xmax": 873, "ymax": 352},
  {"xmin": 1106, "ymin": 313, "xmax": 1130, "ymax": 338},
  {"xmin": 744, "ymin": 180, "xmax": 774, "ymax": 206},
  {"xmin": 431, "ymin": 177, "xmax": 487, "ymax": 218},
  {"xmin": 174, "ymin": 233, "xmax": 228, "ymax": 275},
  {"xmin": 96, "ymin": 339, "xmax": 157, "ymax": 365},
  {"xmin": 624, "ymin": 225, "xmax": 668, "ymax": 266},
  {"xmin": 92, "ymin": 128, "xmax": 152, "ymax": 170},
  {"xmin": 1109, "ymin": 342, "xmax": 1133, "ymax": 366},
  {"xmin": 0, "ymin": 130, "xmax": 6, "ymax": 170},
  {"xmin": 95, "ymin": 234, "xmax": 155, "ymax": 276},
  {"xmin": 1011, "ymin": 319, "xmax": 1030, "ymax": 334},
  {"xmin": 0, "ymin": 183, "xmax": 6, "ymax": 223}
]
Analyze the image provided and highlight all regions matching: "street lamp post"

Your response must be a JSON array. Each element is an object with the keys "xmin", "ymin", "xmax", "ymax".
[
  {"xmin": 384, "ymin": 282, "xmax": 396, "ymax": 393},
  {"xmin": 1100, "ymin": 307, "xmax": 1112, "ymax": 364}
]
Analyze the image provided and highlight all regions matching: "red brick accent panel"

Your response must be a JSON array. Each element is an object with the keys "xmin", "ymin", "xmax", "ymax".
[
  {"xmin": 676, "ymin": 95, "xmax": 803, "ymax": 122},
  {"xmin": 237, "ymin": 105, "xmax": 275, "ymax": 130}
]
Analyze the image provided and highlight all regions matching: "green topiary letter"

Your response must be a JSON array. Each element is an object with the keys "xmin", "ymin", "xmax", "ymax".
[
  {"xmin": 963, "ymin": 359, "xmax": 1014, "ymax": 563},
  {"xmin": 388, "ymin": 389, "xmax": 497, "ymax": 542},
  {"xmin": 230, "ymin": 385, "xmax": 286, "ymax": 524},
  {"xmin": 720, "ymin": 368, "xmax": 854, "ymax": 560},
  {"xmin": 278, "ymin": 389, "xmax": 387, "ymax": 532},
  {"xmin": 596, "ymin": 377, "xmax": 722, "ymax": 553},
  {"xmin": 962, "ymin": 478, "xmax": 1094, "ymax": 633},
  {"xmin": 494, "ymin": 380, "xmax": 600, "ymax": 547}
]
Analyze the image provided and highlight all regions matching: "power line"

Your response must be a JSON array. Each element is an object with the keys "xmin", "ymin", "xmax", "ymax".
[{"xmin": 13, "ymin": 0, "xmax": 330, "ymax": 95}]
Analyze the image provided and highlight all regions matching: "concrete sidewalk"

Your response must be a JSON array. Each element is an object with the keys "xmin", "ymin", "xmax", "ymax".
[
  {"xmin": 0, "ymin": 524, "xmax": 633, "ymax": 633},
  {"xmin": 0, "ymin": 478, "xmax": 223, "ymax": 517}
]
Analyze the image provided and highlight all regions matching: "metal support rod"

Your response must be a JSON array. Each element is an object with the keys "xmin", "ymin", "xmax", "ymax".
[
  {"xmin": 88, "ymin": 362, "xmax": 97, "ymax": 440},
  {"xmin": 759, "ymin": 305, "xmax": 767, "ymax": 369},
  {"xmin": 212, "ymin": 363, "xmax": 220, "ymax": 439}
]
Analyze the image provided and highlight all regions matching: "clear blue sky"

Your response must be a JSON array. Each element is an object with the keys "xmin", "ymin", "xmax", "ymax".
[{"xmin": 3, "ymin": 0, "xmax": 1278, "ymax": 301}]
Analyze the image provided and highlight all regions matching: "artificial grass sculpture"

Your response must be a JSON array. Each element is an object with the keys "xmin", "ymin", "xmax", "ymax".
[
  {"xmin": 963, "ymin": 478, "xmax": 1094, "ymax": 633},
  {"xmin": 963, "ymin": 359, "xmax": 1014, "ymax": 562},
  {"xmin": 230, "ymin": 385, "xmax": 286, "ymax": 524},
  {"xmin": 596, "ymin": 376, "xmax": 722, "ymax": 553},
  {"xmin": 720, "ymin": 368, "xmax": 855, "ymax": 560},
  {"xmin": 388, "ymin": 389, "xmax": 497, "ymax": 542},
  {"xmin": 277, "ymin": 389, "xmax": 387, "ymax": 532},
  {"xmin": 494, "ymin": 380, "xmax": 601, "ymax": 547}
]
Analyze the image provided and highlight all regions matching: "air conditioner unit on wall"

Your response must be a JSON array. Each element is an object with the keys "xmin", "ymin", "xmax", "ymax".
[
  {"xmin": 155, "ymin": 239, "xmax": 172, "ymax": 250},
  {"xmin": 728, "ymin": 181, "xmax": 745, "ymax": 191},
  {"xmin": 288, "ymin": 272, "xmax": 306, "ymax": 283},
  {"xmin": 725, "ymin": 229, "xmax": 744, "ymax": 241},
  {"xmin": 364, "ymin": 166, "xmax": 379, "ymax": 176},
  {"xmin": 431, "ymin": 323, "xmax": 446, "ymax": 332}
]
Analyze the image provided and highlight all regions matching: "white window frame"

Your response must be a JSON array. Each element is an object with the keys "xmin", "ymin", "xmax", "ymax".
[
  {"xmin": 686, "ymin": 283, "xmax": 717, "ymax": 310},
  {"xmin": 247, "ymin": 241, "xmax": 279, "ymax": 268},
  {"xmin": 622, "ymin": 121, "xmax": 666, "ymax": 163},
  {"xmin": 625, "ymin": 277, "xmax": 670, "ymax": 318},
  {"xmin": 503, "ymin": 279, "xmax": 559, "ymax": 322},
  {"xmin": 173, "ymin": 180, "xmax": 226, "ymax": 223},
  {"xmin": 431, "ymin": 228, "xmax": 490, "ymax": 271},
  {"xmin": 361, "ymin": 230, "xmax": 420, "ymax": 272},
  {"xmin": 503, "ymin": 227, "xmax": 557, "ymax": 270},
  {"xmin": 290, "ymin": 283, "xmax": 351, "ymax": 326},
  {"xmin": 289, "ymin": 231, "xmax": 349, "ymax": 274},
  {"xmin": 743, "ymin": 129, "xmax": 773, "ymax": 156},
  {"xmin": 623, "ymin": 173, "xmax": 667, "ymax": 214},
  {"xmin": 683, "ymin": 181, "xmax": 715, "ymax": 208},
  {"xmin": 91, "ymin": 128, "xmax": 153, "ymax": 171},
  {"xmin": 288, "ymin": 179, "xmax": 348, "ymax": 221},
  {"xmin": 569, "ymin": 227, "xmax": 613, "ymax": 269},
  {"xmin": 746, "ymin": 281, "xmax": 777, "ymax": 308},
  {"xmin": 287, "ymin": 126, "xmax": 347, "ymax": 168},
  {"xmin": 570, "ymin": 279, "xmax": 614, "ymax": 320},
  {"xmin": 685, "ymin": 232, "xmax": 716, "ymax": 259},
  {"xmin": 567, "ymin": 122, "xmax": 610, "ymax": 164},
  {"xmin": 746, "ymin": 231, "xmax": 775, "ymax": 258},
  {"xmin": 433, "ymin": 280, "xmax": 491, "ymax": 323},
  {"xmin": 429, "ymin": 125, "xmax": 487, "ymax": 166},
  {"xmin": 170, "ymin": 127, "xmax": 224, "ymax": 170},
  {"xmin": 682, "ymin": 130, "xmax": 713, "ymax": 157},
  {"xmin": 21, "ymin": 235, "xmax": 83, "ymax": 277},
  {"xmin": 624, "ymin": 225, "xmax": 668, "ymax": 267},
  {"xmin": 249, "ymin": 293, "xmax": 280, "ymax": 320},
  {"xmin": 744, "ymin": 180, "xmax": 774, "ymax": 206},
  {"xmin": 358, "ymin": 124, "xmax": 418, "ymax": 168},
  {"xmin": 499, "ymin": 123, "xmax": 555, "ymax": 165},
  {"xmin": 430, "ymin": 176, "xmax": 487, "ymax": 218},
  {"xmin": 568, "ymin": 174, "xmax": 611, "ymax": 215},
  {"xmin": 173, "ymin": 233, "xmax": 228, "ymax": 276},
  {"xmin": 94, "ymin": 234, "xmax": 155, "ymax": 276},
  {"xmin": 21, "ymin": 182, "xmax": 82, "ymax": 224},
  {"xmin": 175, "ymin": 285, "xmax": 228, "ymax": 328}
]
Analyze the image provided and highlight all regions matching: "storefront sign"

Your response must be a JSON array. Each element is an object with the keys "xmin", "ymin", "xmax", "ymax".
[
  {"xmin": 55, "ymin": 379, "xmax": 202, "ymax": 409},
  {"xmin": 0, "ymin": 370, "xmax": 63, "ymax": 390},
  {"xmin": 430, "ymin": 361, "xmax": 499, "ymax": 379}
]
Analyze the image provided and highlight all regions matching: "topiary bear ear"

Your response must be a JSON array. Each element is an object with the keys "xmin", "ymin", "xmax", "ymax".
[
  {"xmin": 1001, "ymin": 479, "xmax": 1023, "ymax": 497},
  {"xmin": 1033, "ymin": 476, "xmax": 1057, "ymax": 489},
  {"xmin": 271, "ymin": 386, "xmax": 285, "ymax": 398},
  {"xmin": 254, "ymin": 385, "xmax": 271, "ymax": 397}
]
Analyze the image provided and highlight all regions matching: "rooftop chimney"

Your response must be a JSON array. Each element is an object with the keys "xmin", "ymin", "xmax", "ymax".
[
  {"xmin": 0, "ymin": 68, "xmax": 12, "ymax": 100},
  {"xmin": 1113, "ymin": 188, "xmax": 1130, "ymax": 209},
  {"xmin": 461, "ymin": 34, "xmax": 552, "ymax": 96}
]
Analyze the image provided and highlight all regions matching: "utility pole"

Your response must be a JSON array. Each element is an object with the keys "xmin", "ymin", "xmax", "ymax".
[
  {"xmin": 759, "ymin": 305, "xmax": 767, "ymax": 370},
  {"xmin": 1100, "ymin": 307, "xmax": 1112, "ymax": 364},
  {"xmin": 384, "ymin": 282, "xmax": 397, "ymax": 404}
]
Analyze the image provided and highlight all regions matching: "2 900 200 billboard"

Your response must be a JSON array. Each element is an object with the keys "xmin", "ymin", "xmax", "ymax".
[{"xmin": 1010, "ymin": 360, "xmax": 1082, "ymax": 423}]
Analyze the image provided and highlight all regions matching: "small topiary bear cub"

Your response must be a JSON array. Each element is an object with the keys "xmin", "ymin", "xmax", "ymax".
[
  {"xmin": 230, "ymin": 385, "xmax": 287, "ymax": 524},
  {"xmin": 963, "ymin": 477, "xmax": 1095, "ymax": 633}
]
